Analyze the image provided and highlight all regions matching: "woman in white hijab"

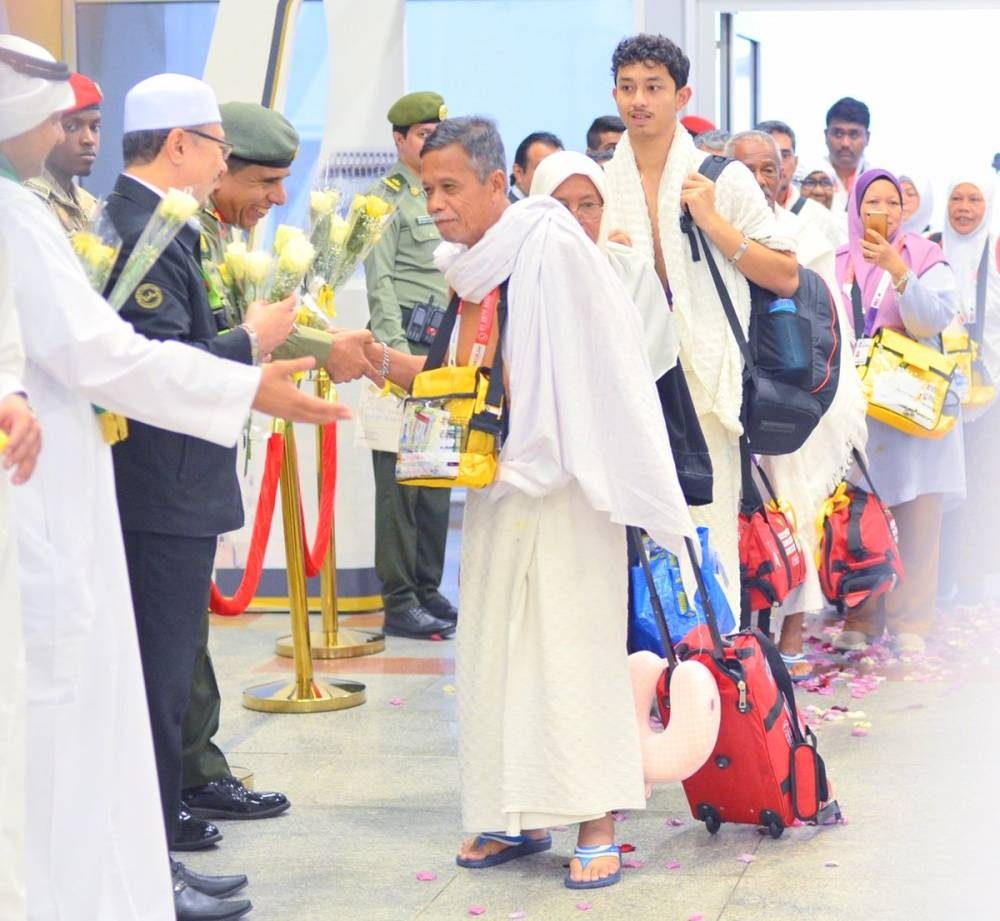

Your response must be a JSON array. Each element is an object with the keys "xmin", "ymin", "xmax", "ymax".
[
  {"xmin": 939, "ymin": 173, "xmax": 1000, "ymax": 604},
  {"xmin": 529, "ymin": 150, "xmax": 679, "ymax": 377},
  {"xmin": 899, "ymin": 172, "xmax": 936, "ymax": 238}
]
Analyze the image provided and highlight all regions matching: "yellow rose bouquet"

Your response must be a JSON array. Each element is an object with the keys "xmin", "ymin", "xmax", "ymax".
[
  {"xmin": 70, "ymin": 200, "xmax": 121, "ymax": 294},
  {"xmin": 269, "ymin": 224, "xmax": 316, "ymax": 300},
  {"xmin": 106, "ymin": 186, "xmax": 201, "ymax": 311},
  {"xmin": 325, "ymin": 177, "xmax": 403, "ymax": 290}
]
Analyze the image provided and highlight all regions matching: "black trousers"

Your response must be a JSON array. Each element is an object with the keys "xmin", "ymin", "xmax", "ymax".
[{"xmin": 123, "ymin": 530, "xmax": 217, "ymax": 846}]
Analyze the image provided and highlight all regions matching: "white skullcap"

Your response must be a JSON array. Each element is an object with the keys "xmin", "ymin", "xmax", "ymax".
[
  {"xmin": 0, "ymin": 34, "xmax": 75, "ymax": 143},
  {"xmin": 529, "ymin": 149, "xmax": 607, "ymax": 202},
  {"xmin": 123, "ymin": 72, "xmax": 221, "ymax": 133}
]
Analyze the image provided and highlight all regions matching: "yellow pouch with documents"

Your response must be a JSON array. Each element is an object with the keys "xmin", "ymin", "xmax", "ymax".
[
  {"xmin": 942, "ymin": 326, "xmax": 995, "ymax": 409},
  {"xmin": 395, "ymin": 283, "xmax": 508, "ymax": 489},
  {"xmin": 395, "ymin": 365, "xmax": 503, "ymax": 488},
  {"xmin": 858, "ymin": 327, "xmax": 957, "ymax": 439}
]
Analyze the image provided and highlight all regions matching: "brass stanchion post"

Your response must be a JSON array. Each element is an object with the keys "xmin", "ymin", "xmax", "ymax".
[
  {"xmin": 244, "ymin": 420, "xmax": 366, "ymax": 712},
  {"xmin": 275, "ymin": 371, "xmax": 385, "ymax": 659}
]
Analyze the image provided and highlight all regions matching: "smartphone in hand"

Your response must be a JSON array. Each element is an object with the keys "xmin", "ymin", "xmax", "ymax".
[{"xmin": 863, "ymin": 210, "xmax": 889, "ymax": 241}]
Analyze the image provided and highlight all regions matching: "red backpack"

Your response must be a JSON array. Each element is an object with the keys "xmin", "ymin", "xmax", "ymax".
[
  {"xmin": 817, "ymin": 449, "xmax": 904, "ymax": 609},
  {"xmin": 738, "ymin": 440, "xmax": 807, "ymax": 611}
]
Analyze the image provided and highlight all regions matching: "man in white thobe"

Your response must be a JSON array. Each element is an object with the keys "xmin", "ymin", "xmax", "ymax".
[
  {"xmin": 0, "ymin": 207, "xmax": 42, "ymax": 921},
  {"xmin": 0, "ymin": 35, "xmax": 349, "ymax": 921}
]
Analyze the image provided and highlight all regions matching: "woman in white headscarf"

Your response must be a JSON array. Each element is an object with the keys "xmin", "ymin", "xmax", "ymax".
[
  {"xmin": 939, "ymin": 173, "xmax": 1000, "ymax": 604},
  {"xmin": 530, "ymin": 150, "xmax": 679, "ymax": 377},
  {"xmin": 899, "ymin": 172, "xmax": 936, "ymax": 238}
]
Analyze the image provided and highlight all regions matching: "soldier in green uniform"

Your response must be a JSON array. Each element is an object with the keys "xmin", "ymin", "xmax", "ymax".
[
  {"xmin": 180, "ymin": 102, "xmax": 379, "ymax": 835},
  {"xmin": 364, "ymin": 92, "xmax": 457, "ymax": 639},
  {"xmin": 25, "ymin": 71, "xmax": 102, "ymax": 234}
]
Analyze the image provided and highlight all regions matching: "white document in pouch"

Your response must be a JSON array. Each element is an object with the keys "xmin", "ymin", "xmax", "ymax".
[{"xmin": 354, "ymin": 381, "xmax": 406, "ymax": 453}]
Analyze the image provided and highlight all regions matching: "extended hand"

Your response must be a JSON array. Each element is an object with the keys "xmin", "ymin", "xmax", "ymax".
[
  {"xmin": 252, "ymin": 357, "xmax": 353, "ymax": 423},
  {"xmin": 326, "ymin": 328, "xmax": 381, "ymax": 384},
  {"xmin": 607, "ymin": 228, "xmax": 633, "ymax": 246},
  {"xmin": 0, "ymin": 393, "xmax": 41, "ymax": 485},
  {"xmin": 244, "ymin": 294, "xmax": 297, "ymax": 355},
  {"xmin": 680, "ymin": 172, "xmax": 719, "ymax": 228}
]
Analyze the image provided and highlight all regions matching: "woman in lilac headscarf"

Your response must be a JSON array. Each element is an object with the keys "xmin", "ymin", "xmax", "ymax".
[{"xmin": 833, "ymin": 168, "xmax": 963, "ymax": 656}]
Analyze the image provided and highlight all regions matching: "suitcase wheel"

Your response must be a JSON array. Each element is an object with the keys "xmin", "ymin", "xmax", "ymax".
[
  {"xmin": 760, "ymin": 809, "xmax": 784, "ymax": 839},
  {"xmin": 696, "ymin": 803, "xmax": 722, "ymax": 835}
]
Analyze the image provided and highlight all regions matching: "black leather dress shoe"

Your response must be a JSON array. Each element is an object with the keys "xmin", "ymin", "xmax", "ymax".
[
  {"xmin": 422, "ymin": 595, "xmax": 459, "ymax": 623},
  {"xmin": 184, "ymin": 775, "xmax": 290, "ymax": 821},
  {"xmin": 172, "ymin": 860, "xmax": 248, "ymax": 899},
  {"xmin": 171, "ymin": 808, "xmax": 223, "ymax": 851},
  {"xmin": 383, "ymin": 605, "xmax": 456, "ymax": 639},
  {"xmin": 173, "ymin": 877, "xmax": 252, "ymax": 921}
]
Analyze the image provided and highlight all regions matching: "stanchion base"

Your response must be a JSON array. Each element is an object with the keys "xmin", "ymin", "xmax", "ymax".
[
  {"xmin": 274, "ymin": 628, "xmax": 385, "ymax": 659},
  {"xmin": 242, "ymin": 678, "xmax": 366, "ymax": 713}
]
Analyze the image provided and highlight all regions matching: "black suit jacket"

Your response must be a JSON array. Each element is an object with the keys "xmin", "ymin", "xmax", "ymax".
[{"xmin": 105, "ymin": 174, "xmax": 251, "ymax": 537}]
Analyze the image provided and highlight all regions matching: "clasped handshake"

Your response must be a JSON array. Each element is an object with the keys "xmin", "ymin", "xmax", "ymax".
[{"xmin": 243, "ymin": 294, "xmax": 385, "ymax": 386}]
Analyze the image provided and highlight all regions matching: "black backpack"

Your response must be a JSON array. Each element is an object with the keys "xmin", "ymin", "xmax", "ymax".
[{"xmin": 680, "ymin": 155, "xmax": 841, "ymax": 455}]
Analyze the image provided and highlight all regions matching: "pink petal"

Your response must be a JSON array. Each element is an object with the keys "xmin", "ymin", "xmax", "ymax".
[
  {"xmin": 389, "ymin": 697, "xmax": 405, "ymax": 706},
  {"xmin": 665, "ymin": 816, "xmax": 685, "ymax": 827},
  {"xmin": 737, "ymin": 853, "xmax": 755, "ymax": 864},
  {"xmin": 468, "ymin": 907, "xmax": 486, "ymax": 917},
  {"xmin": 576, "ymin": 902, "xmax": 592, "ymax": 912},
  {"xmin": 622, "ymin": 858, "xmax": 644, "ymax": 869},
  {"xmin": 416, "ymin": 871, "xmax": 437, "ymax": 881},
  {"xmin": 689, "ymin": 915, "xmax": 705, "ymax": 921},
  {"xmin": 851, "ymin": 727, "xmax": 869, "ymax": 737},
  {"xmin": 509, "ymin": 913, "xmax": 526, "ymax": 920},
  {"xmin": 665, "ymin": 860, "xmax": 682, "ymax": 870},
  {"xmin": 611, "ymin": 811, "xmax": 627, "ymax": 822}
]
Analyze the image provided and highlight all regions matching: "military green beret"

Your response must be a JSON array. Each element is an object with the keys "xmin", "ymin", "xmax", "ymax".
[
  {"xmin": 387, "ymin": 91, "xmax": 447, "ymax": 128},
  {"xmin": 219, "ymin": 101, "xmax": 299, "ymax": 168}
]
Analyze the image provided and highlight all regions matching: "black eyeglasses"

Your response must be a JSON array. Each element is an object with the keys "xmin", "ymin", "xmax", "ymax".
[
  {"xmin": 801, "ymin": 176, "xmax": 833, "ymax": 189},
  {"xmin": 0, "ymin": 47, "xmax": 70, "ymax": 81},
  {"xmin": 184, "ymin": 128, "xmax": 234, "ymax": 161}
]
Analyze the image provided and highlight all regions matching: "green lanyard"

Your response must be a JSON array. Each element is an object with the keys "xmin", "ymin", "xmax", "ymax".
[{"xmin": 0, "ymin": 152, "xmax": 20, "ymax": 182}]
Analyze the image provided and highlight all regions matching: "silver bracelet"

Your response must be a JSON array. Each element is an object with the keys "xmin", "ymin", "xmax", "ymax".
[
  {"xmin": 379, "ymin": 341, "xmax": 390, "ymax": 380},
  {"xmin": 728, "ymin": 235, "xmax": 751, "ymax": 265}
]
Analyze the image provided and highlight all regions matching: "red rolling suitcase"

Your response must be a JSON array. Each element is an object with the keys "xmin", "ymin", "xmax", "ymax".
[{"xmin": 657, "ymin": 538, "xmax": 841, "ymax": 838}]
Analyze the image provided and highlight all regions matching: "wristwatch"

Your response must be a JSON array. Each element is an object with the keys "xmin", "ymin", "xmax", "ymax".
[{"xmin": 240, "ymin": 323, "xmax": 261, "ymax": 365}]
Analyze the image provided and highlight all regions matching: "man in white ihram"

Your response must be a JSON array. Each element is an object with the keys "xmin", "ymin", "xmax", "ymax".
[{"xmin": 0, "ymin": 34, "xmax": 349, "ymax": 921}]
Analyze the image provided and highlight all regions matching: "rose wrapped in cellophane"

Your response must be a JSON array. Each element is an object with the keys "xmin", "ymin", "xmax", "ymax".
[
  {"xmin": 71, "ymin": 199, "xmax": 122, "ymax": 294},
  {"xmin": 105, "ymin": 186, "xmax": 201, "ymax": 312},
  {"xmin": 325, "ymin": 176, "xmax": 403, "ymax": 291},
  {"xmin": 67, "ymin": 199, "xmax": 130, "ymax": 444}
]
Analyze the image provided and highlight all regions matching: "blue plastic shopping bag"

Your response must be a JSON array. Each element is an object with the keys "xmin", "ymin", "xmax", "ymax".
[{"xmin": 627, "ymin": 527, "xmax": 735, "ymax": 654}]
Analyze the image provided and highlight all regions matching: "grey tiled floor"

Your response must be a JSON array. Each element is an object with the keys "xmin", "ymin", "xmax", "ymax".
[{"xmin": 186, "ymin": 520, "xmax": 1000, "ymax": 920}]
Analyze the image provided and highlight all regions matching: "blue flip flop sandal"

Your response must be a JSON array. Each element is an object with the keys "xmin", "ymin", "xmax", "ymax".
[
  {"xmin": 456, "ymin": 832, "xmax": 553, "ymax": 869},
  {"xmin": 564, "ymin": 843, "xmax": 621, "ymax": 890},
  {"xmin": 780, "ymin": 651, "xmax": 814, "ymax": 683}
]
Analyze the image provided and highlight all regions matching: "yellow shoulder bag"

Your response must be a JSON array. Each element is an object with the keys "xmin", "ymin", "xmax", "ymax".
[{"xmin": 395, "ymin": 283, "xmax": 507, "ymax": 489}]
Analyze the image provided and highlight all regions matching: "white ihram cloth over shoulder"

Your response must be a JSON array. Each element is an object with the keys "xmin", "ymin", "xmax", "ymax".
[
  {"xmin": 0, "ymin": 232, "xmax": 27, "ymax": 921},
  {"xmin": 435, "ymin": 197, "xmax": 694, "ymax": 834},
  {"xmin": 601, "ymin": 127, "xmax": 795, "ymax": 610},
  {"xmin": 0, "ymin": 177, "xmax": 259, "ymax": 921}
]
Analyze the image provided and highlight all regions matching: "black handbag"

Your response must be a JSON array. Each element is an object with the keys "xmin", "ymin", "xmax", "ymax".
[{"xmin": 655, "ymin": 363, "xmax": 713, "ymax": 506}]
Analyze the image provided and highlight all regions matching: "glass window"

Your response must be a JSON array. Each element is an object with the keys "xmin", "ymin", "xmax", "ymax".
[
  {"xmin": 406, "ymin": 0, "xmax": 633, "ymax": 164},
  {"xmin": 75, "ymin": 2, "xmax": 220, "ymax": 196}
]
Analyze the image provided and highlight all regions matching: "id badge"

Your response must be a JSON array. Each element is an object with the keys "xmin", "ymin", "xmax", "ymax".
[{"xmin": 853, "ymin": 337, "xmax": 873, "ymax": 366}]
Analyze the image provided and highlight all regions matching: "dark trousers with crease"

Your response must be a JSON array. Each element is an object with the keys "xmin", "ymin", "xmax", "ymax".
[
  {"xmin": 371, "ymin": 449, "xmax": 451, "ymax": 614},
  {"xmin": 123, "ymin": 529, "xmax": 216, "ymax": 846},
  {"xmin": 180, "ymin": 613, "xmax": 231, "ymax": 789}
]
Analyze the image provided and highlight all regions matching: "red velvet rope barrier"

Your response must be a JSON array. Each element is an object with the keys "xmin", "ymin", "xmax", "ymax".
[
  {"xmin": 299, "ymin": 423, "xmax": 338, "ymax": 577},
  {"xmin": 209, "ymin": 432, "xmax": 285, "ymax": 616}
]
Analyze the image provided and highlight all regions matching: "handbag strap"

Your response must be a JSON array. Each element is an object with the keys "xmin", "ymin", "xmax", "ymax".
[
  {"xmin": 683, "ymin": 534, "xmax": 728, "ymax": 661},
  {"xmin": 626, "ymin": 526, "xmax": 678, "ymax": 671},
  {"xmin": 422, "ymin": 290, "xmax": 461, "ymax": 371},
  {"xmin": 973, "ymin": 241, "xmax": 988, "ymax": 344},
  {"xmin": 850, "ymin": 280, "xmax": 866, "ymax": 338},
  {"xmin": 738, "ymin": 435, "xmax": 764, "ymax": 515}
]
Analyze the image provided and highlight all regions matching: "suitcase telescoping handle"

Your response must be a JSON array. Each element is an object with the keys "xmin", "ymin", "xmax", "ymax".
[{"xmin": 627, "ymin": 525, "xmax": 678, "ymax": 672}]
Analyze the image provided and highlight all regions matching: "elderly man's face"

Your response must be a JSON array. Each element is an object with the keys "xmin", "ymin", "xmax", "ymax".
[
  {"xmin": 1, "ymin": 112, "xmax": 64, "ymax": 180},
  {"xmin": 422, "ymin": 143, "xmax": 507, "ymax": 247},
  {"xmin": 732, "ymin": 137, "xmax": 780, "ymax": 209}
]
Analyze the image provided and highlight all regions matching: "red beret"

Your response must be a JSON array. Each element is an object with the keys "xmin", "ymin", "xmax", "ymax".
[
  {"xmin": 681, "ymin": 115, "xmax": 716, "ymax": 136},
  {"xmin": 67, "ymin": 72, "xmax": 103, "ymax": 113}
]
